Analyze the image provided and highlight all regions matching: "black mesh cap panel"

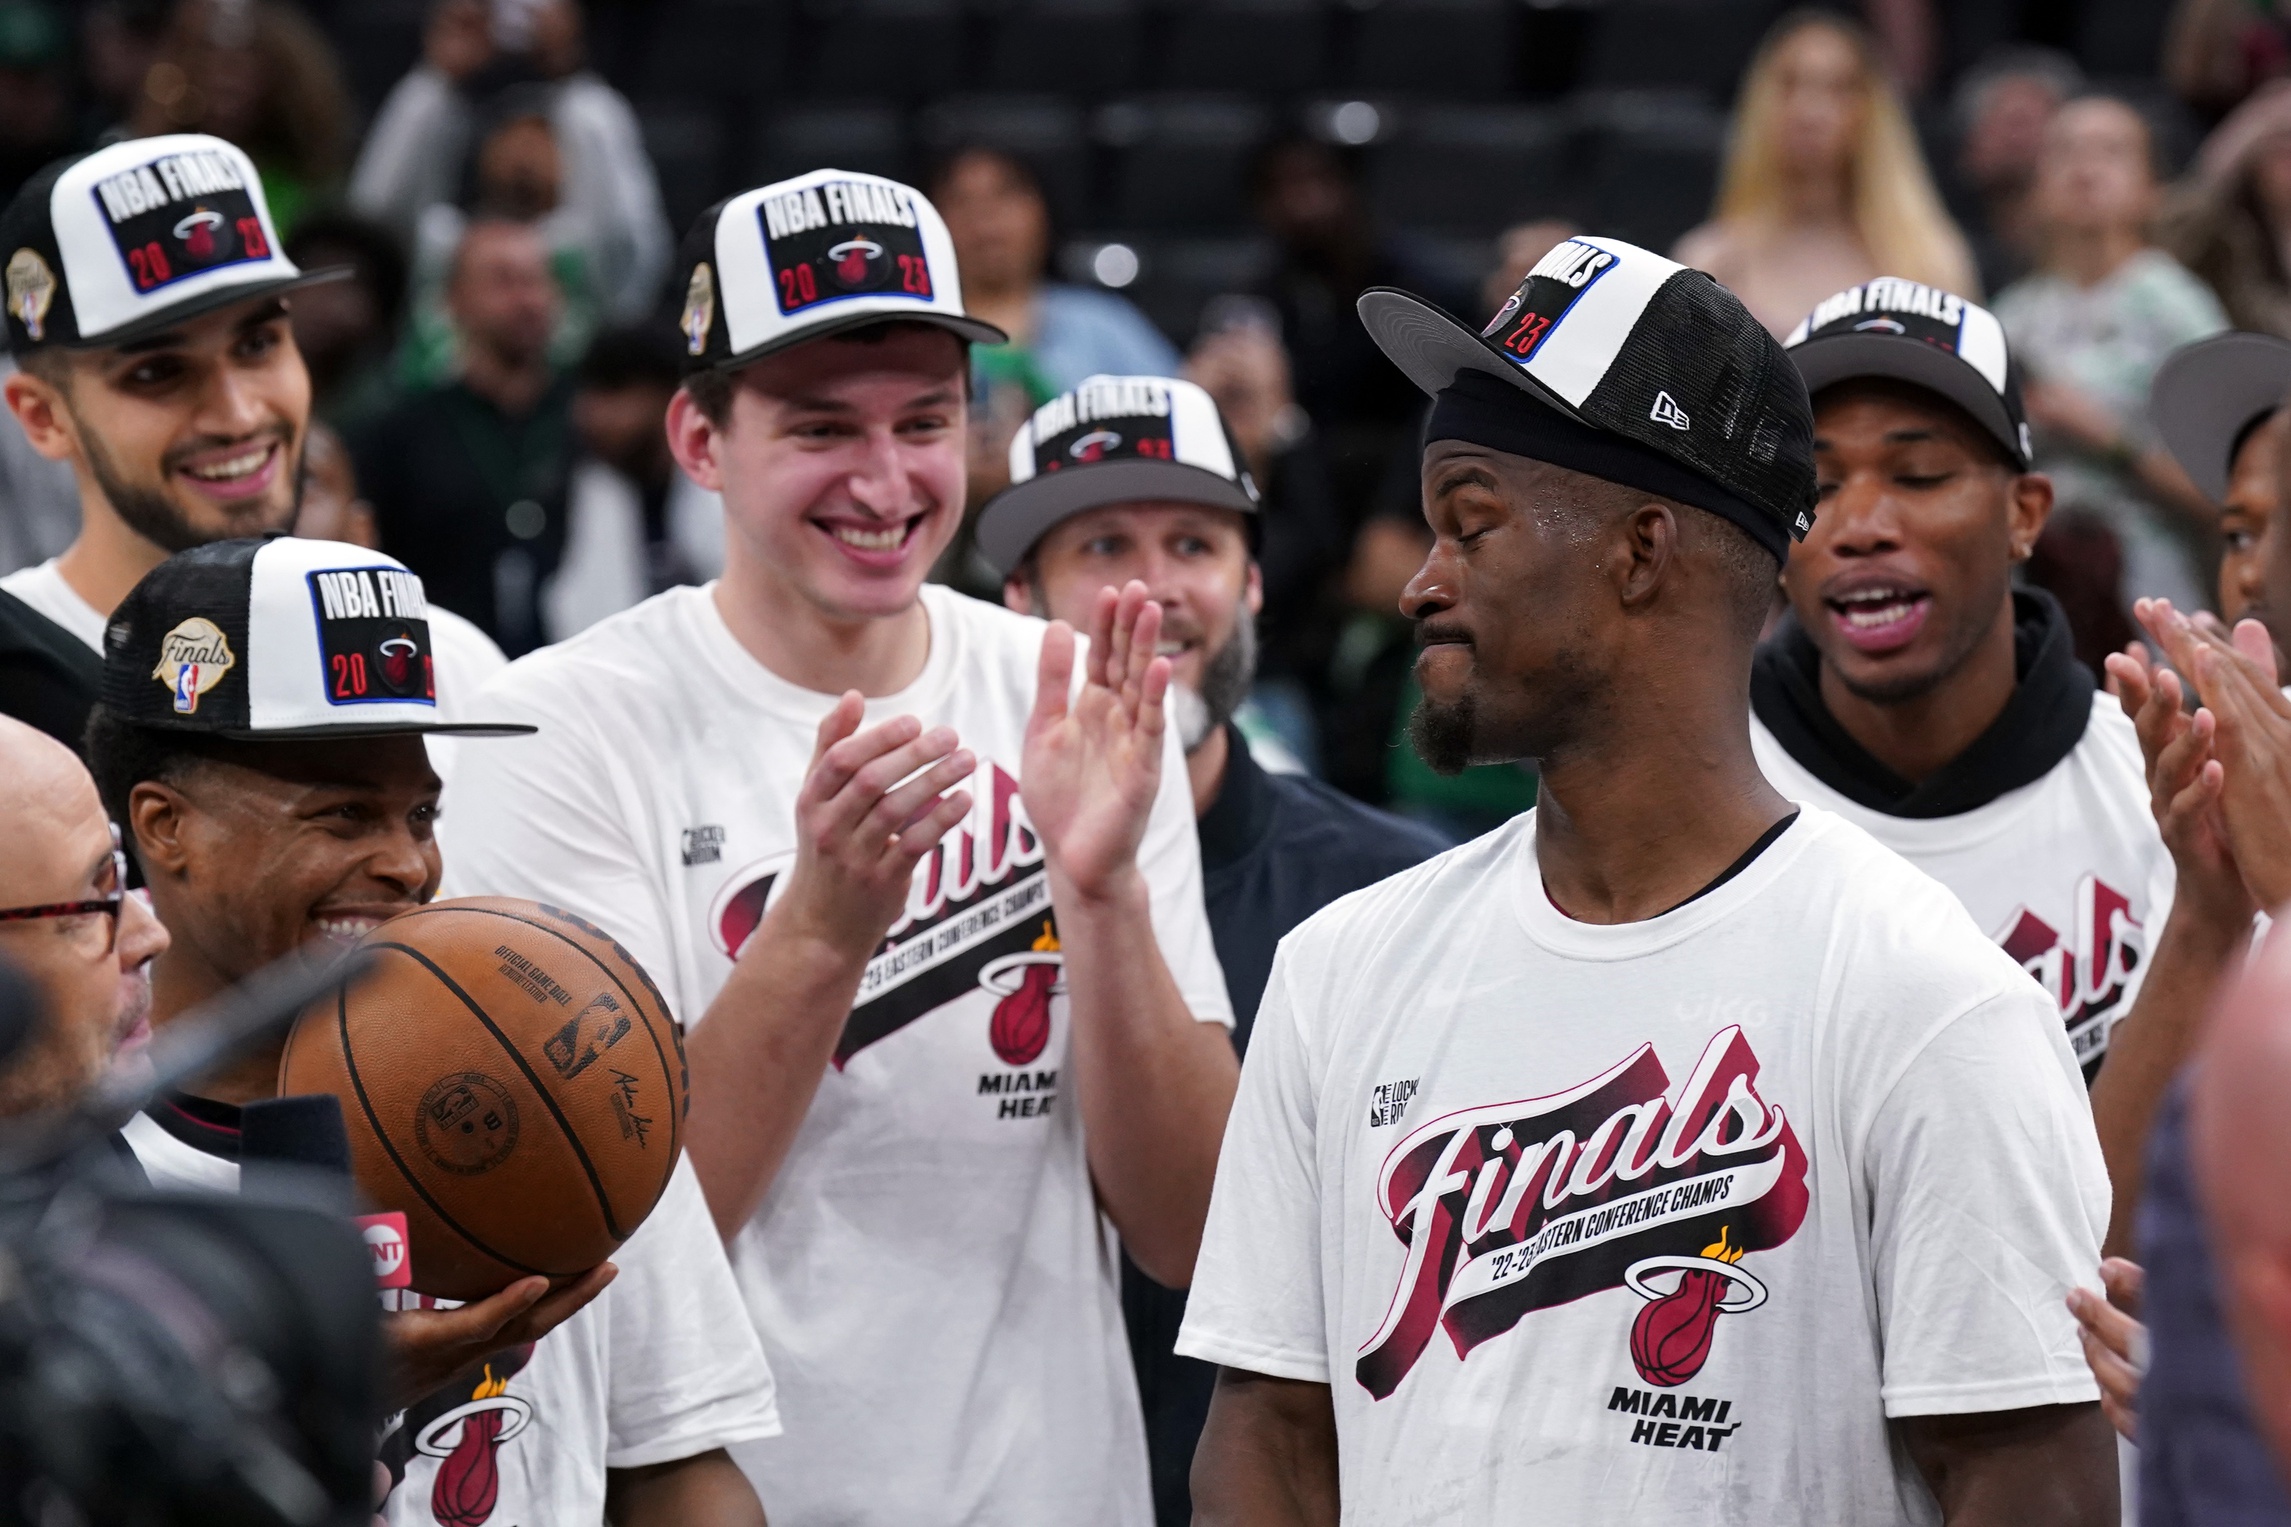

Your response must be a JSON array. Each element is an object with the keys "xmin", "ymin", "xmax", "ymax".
[{"xmin": 1578, "ymin": 270, "xmax": 1818, "ymax": 541}]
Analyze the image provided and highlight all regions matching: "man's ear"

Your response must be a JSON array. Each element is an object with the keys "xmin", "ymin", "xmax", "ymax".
[
  {"xmin": 1001, "ymin": 573, "xmax": 1034, "ymax": 616},
  {"xmin": 126, "ymin": 781, "xmax": 197, "ymax": 883},
  {"xmin": 1615, "ymin": 501, "xmax": 1680, "ymax": 609},
  {"xmin": 2008, "ymin": 471, "xmax": 2055, "ymax": 563},
  {"xmin": 1244, "ymin": 558, "xmax": 1265, "ymax": 619},
  {"xmin": 664, "ymin": 388, "xmax": 725, "ymax": 493},
  {"xmin": 2, "ymin": 365, "xmax": 79, "ymax": 465}
]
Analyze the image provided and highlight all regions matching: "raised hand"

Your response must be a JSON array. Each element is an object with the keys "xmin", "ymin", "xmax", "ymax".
[
  {"xmin": 2133, "ymin": 600, "xmax": 2291, "ymax": 908},
  {"xmin": 2105, "ymin": 637, "xmax": 2252, "ymax": 928},
  {"xmin": 1022, "ymin": 581, "xmax": 1172, "ymax": 905},
  {"xmin": 775, "ymin": 694, "xmax": 975, "ymax": 954}
]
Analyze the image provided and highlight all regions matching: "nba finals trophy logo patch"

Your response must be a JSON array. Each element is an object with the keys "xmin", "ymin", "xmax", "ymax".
[{"xmin": 151, "ymin": 616, "xmax": 235, "ymax": 714}]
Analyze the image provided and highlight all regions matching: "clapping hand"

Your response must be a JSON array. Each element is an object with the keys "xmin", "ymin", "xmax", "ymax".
[
  {"xmin": 1022, "ymin": 582, "xmax": 1171, "ymax": 906},
  {"xmin": 2128, "ymin": 599, "xmax": 2291, "ymax": 909},
  {"xmin": 2106, "ymin": 630, "xmax": 2253, "ymax": 929}
]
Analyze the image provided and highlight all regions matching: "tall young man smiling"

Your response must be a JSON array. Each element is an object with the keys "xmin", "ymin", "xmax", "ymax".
[
  {"xmin": 0, "ymin": 133, "xmax": 499, "ymax": 755},
  {"xmin": 1752, "ymin": 280, "xmax": 2170, "ymax": 1085},
  {"xmin": 1180, "ymin": 237, "xmax": 2113, "ymax": 1525},
  {"xmin": 440, "ymin": 170, "xmax": 1239, "ymax": 1524}
]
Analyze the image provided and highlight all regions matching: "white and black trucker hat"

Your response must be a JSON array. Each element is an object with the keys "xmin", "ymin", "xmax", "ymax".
[
  {"xmin": 974, "ymin": 374, "xmax": 1259, "ymax": 575},
  {"xmin": 2152, "ymin": 331, "xmax": 2291, "ymax": 503},
  {"xmin": 1358, "ymin": 234, "xmax": 1817, "ymax": 558},
  {"xmin": 100, "ymin": 537, "xmax": 534, "ymax": 740},
  {"xmin": 675, "ymin": 167, "xmax": 1006, "ymax": 374},
  {"xmin": 1782, "ymin": 278, "xmax": 2032, "ymax": 469},
  {"xmin": 0, "ymin": 133, "xmax": 344, "ymax": 354}
]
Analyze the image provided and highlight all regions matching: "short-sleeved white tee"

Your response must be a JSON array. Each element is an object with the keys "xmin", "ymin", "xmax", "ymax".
[
  {"xmin": 1178, "ymin": 807, "xmax": 2106, "ymax": 1526},
  {"xmin": 437, "ymin": 581, "xmax": 1232, "ymax": 1525},
  {"xmin": 1753, "ymin": 695, "xmax": 2170, "ymax": 1077},
  {"xmin": 121, "ymin": 1117, "xmax": 779, "ymax": 1526}
]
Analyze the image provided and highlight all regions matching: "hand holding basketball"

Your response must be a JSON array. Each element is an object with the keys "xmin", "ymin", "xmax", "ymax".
[
  {"xmin": 775, "ymin": 693, "xmax": 976, "ymax": 957},
  {"xmin": 383, "ymin": 1264, "xmax": 617, "ymax": 1409},
  {"xmin": 1024, "ymin": 581, "xmax": 1171, "ymax": 903}
]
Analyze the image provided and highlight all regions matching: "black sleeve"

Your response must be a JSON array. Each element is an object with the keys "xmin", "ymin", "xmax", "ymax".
[{"xmin": 0, "ymin": 590, "xmax": 100, "ymax": 759}]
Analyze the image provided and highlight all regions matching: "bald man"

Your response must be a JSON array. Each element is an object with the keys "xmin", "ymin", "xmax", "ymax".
[
  {"xmin": 2192, "ymin": 928, "xmax": 2291, "ymax": 1481},
  {"xmin": 0, "ymin": 714, "xmax": 167, "ymax": 1116}
]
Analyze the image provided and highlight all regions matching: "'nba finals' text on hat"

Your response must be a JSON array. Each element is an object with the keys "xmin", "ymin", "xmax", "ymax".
[
  {"xmin": 101, "ymin": 536, "xmax": 533, "ymax": 741},
  {"xmin": 2151, "ymin": 331, "xmax": 2291, "ymax": 505},
  {"xmin": 974, "ymin": 374, "xmax": 1260, "ymax": 577},
  {"xmin": 0, "ymin": 133, "xmax": 346, "ymax": 354},
  {"xmin": 1782, "ymin": 278, "xmax": 2033, "ymax": 470},
  {"xmin": 676, "ymin": 167, "xmax": 1006, "ymax": 375},
  {"xmin": 1357, "ymin": 234, "xmax": 1817, "ymax": 558}
]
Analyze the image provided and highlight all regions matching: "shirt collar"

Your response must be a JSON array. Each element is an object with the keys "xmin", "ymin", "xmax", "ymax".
[{"xmin": 1197, "ymin": 725, "xmax": 1277, "ymax": 873}]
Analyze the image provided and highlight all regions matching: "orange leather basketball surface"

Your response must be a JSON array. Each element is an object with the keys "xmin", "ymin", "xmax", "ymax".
[{"xmin": 279, "ymin": 896, "xmax": 688, "ymax": 1300}]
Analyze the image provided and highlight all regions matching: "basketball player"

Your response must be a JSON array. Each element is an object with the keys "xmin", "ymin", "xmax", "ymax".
[
  {"xmin": 0, "ymin": 134, "xmax": 499, "ymax": 756},
  {"xmin": 1181, "ymin": 236, "xmax": 2114, "ymax": 1523},
  {"xmin": 439, "ymin": 170, "xmax": 1238, "ymax": 1523},
  {"xmin": 976, "ymin": 373, "xmax": 1448, "ymax": 1525},
  {"xmin": 1749, "ymin": 280, "xmax": 2168, "ymax": 1098},
  {"xmin": 85, "ymin": 537, "xmax": 778, "ymax": 1525}
]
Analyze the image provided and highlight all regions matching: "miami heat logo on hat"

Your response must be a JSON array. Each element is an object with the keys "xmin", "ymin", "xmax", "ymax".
[
  {"xmin": 307, "ymin": 565, "xmax": 435, "ymax": 706},
  {"xmin": 756, "ymin": 176, "xmax": 935, "ymax": 318}
]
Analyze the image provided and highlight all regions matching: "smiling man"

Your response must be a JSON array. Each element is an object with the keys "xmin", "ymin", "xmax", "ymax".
[
  {"xmin": 1180, "ymin": 237, "xmax": 2113, "ymax": 1526},
  {"xmin": 1751, "ymin": 280, "xmax": 2169, "ymax": 1085},
  {"xmin": 86, "ymin": 536, "xmax": 779, "ymax": 1527},
  {"xmin": 0, "ymin": 133, "xmax": 499, "ymax": 758},
  {"xmin": 438, "ymin": 170, "xmax": 1238, "ymax": 1524}
]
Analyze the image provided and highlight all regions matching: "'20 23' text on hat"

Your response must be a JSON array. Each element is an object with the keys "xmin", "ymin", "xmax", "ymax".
[
  {"xmin": 0, "ymin": 132, "xmax": 347, "ymax": 353},
  {"xmin": 675, "ymin": 167, "xmax": 1006, "ymax": 375}
]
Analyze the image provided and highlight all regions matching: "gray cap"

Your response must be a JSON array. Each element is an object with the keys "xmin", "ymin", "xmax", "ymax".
[{"xmin": 2152, "ymin": 331, "xmax": 2291, "ymax": 503}]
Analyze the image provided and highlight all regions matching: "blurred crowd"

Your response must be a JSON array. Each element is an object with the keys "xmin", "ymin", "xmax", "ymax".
[{"xmin": 3, "ymin": 0, "xmax": 2291, "ymax": 835}]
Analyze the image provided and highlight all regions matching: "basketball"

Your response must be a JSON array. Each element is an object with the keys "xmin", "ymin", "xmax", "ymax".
[{"xmin": 279, "ymin": 897, "xmax": 688, "ymax": 1301}]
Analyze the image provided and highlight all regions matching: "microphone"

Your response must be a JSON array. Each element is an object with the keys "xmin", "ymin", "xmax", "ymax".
[{"xmin": 239, "ymin": 1094, "xmax": 354, "ymax": 1209}]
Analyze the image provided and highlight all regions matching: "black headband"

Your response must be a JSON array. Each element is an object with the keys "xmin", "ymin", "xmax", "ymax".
[{"xmin": 1425, "ymin": 370, "xmax": 1787, "ymax": 562}]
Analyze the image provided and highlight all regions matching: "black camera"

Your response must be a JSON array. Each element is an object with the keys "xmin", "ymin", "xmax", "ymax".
[{"xmin": 0, "ymin": 957, "xmax": 384, "ymax": 1527}]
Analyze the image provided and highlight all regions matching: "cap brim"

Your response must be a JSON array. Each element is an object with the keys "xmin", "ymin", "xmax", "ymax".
[
  {"xmin": 1356, "ymin": 287, "xmax": 1585, "ymax": 421},
  {"xmin": 709, "ymin": 308, "xmax": 1008, "ymax": 373},
  {"xmin": 127, "ymin": 715, "xmax": 538, "ymax": 741},
  {"xmin": 56, "ymin": 264, "xmax": 356, "ymax": 351},
  {"xmin": 1789, "ymin": 332, "xmax": 2026, "ymax": 469},
  {"xmin": 976, "ymin": 459, "xmax": 1258, "ymax": 576},
  {"xmin": 2151, "ymin": 331, "xmax": 2291, "ymax": 503}
]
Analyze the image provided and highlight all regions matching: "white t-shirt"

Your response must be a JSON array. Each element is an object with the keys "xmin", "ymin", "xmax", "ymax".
[
  {"xmin": 437, "ymin": 581, "xmax": 1233, "ymax": 1526},
  {"xmin": 1178, "ymin": 807, "xmax": 2107, "ymax": 1526},
  {"xmin": 122, "ymin": 1110, "xmax": 780, "ymax": 1525},
  {"xmin": 1752, "ymin": 695, "xmax": 2170, "ymax": 1075},
  {"xmin": 1, "ymin": 557, "xmax": 105, "ymax": 650}
]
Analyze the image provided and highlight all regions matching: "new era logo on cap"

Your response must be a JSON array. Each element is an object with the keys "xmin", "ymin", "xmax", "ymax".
[
  {"xmin": 101, "ymin": 537, "xmax": 531, "ymax": 740},
  {"xmin": 975, "ymin": 374, "xmax": 1260, "ymax": 575},
  {"xmin": 0, "ymin": 134, "xmax": 339, "ymax": 353},
  {"xmin": 677, "ymin": 168, "xmax": 1004, "ymax": 372},
  {"xmin": 1783, "ymin": 277, "xmax": 2029, "ymax": 469}
]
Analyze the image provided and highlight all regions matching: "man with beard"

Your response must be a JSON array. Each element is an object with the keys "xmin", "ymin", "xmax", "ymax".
[
  {"xmin": 976, "ymin": 372, "xmax": 1448, "ymax": 1527},
  {"xmin": 86, "ymin": 536, "xmax": 780, "ymax": 1525},
  {"xmin": 1180, "ymin": 235, "xmax": 2114, "ymax": 1524},
  {"xmin": 0, "ymin": 712, "xmax": 167, "ymax": 1119},
  {"xmin": 0, "ymin": 133, "xmax": 501, "ymax": 757}
]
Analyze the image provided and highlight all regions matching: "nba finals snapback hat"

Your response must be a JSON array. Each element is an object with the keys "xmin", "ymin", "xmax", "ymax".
[
  {"xmin": 99, "ymin": 536, "xmax": 534, "ymax": 740},
  {"xmin": 1357, "ymin": 234, "xmax": 1816, "ymax": 559},
  {"xmin": 2151, "ymin": 331, "xmax": 2291, "ymax": 503},
  {"xmin": 675, "ymin": 167, "xmax": 1007, "ymax": 374},
  {"xmin": 0, "ymin": 133, "xmax": 344, "ymax": 354},
  {"xmin": 975, "ymin": 374, "xmax": 1260, "ymax": 575},
  {"xmin": 1782, "ymin": 278, "xmax": 2032, "ymax": 470}
]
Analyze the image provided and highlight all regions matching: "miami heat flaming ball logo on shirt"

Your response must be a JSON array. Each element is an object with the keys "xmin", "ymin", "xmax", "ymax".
[{"xmin": 1357, "ymin": 1026, "xmax": 1808, "ymax": 1398}]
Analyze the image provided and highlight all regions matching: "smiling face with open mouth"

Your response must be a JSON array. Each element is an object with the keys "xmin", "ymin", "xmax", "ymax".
[
  {"xmin": 693, "ymin": 324, "xmax": 971, "ymax": 626},
  {"xmin": 1789, "ymin": 382, "xmax": 2040, "ymax": 706},
  {"xmin": 33, "ymin": 292, "xmax": 312, "ymax": 554}
]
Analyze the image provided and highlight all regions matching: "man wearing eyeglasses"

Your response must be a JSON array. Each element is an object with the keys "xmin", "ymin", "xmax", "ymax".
[{"xmin": 0, "ymin": 713, "xmax": 166, "ymax": 1117}]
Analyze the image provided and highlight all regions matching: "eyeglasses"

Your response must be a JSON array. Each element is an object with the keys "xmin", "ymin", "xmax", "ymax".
[{"xmin": 0, "ymin": 828, "xmax": 128, "ymax": 956}]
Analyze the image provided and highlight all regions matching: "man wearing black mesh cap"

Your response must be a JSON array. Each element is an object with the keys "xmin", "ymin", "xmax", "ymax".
[{"xmin": 1177, "ymin": 236, "xmax": 2117, "ymax": 1524}]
